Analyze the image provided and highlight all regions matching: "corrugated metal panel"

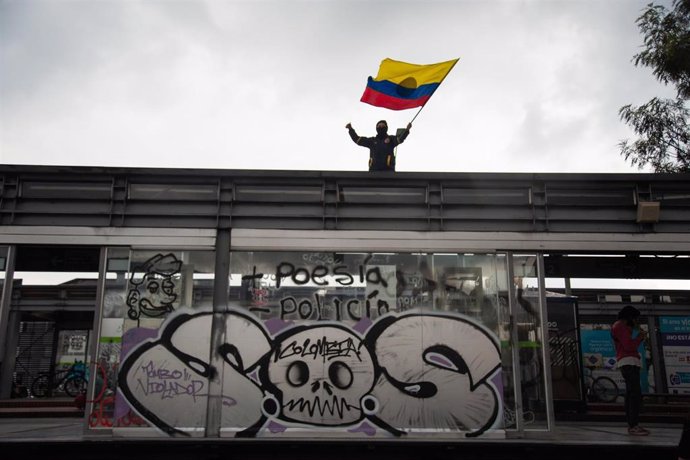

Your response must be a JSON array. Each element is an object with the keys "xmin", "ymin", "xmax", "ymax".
[{"xmin": 1, "ymin": 166, "xmax": 690, "ymax": 235}]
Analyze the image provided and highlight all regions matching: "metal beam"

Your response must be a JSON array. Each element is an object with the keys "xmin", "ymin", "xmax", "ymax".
[
  {"xmin": 230, "ymin": 229, "xmax": 690, "ymax": 253},
  {"xmin": 2, "ymin": 166, "xmax": 690, "ymax": 235}
]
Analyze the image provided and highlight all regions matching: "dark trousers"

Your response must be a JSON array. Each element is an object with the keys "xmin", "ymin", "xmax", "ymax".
[{"xmin": 620, "ymin": 365, "xmax": 642, "ymax": 428}]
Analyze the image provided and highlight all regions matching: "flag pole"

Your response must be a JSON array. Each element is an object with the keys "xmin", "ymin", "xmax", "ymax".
[
  {"xmin": 409, "ymin": 104, "xmax": 426, "ymax": 124},
  {"xmin": 408, "ymin": 58, "xmax": 459, "ymax": 126}
]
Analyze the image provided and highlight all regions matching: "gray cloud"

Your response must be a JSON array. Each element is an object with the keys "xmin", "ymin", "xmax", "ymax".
[{"xmin": 0, "ymin": 0, "xmax": 677, "ymax": 172}]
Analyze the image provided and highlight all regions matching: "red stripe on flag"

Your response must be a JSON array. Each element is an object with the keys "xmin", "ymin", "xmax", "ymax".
[{"xmin": 360, "ymin": 87, "xmax": 430, "ymax": 111}]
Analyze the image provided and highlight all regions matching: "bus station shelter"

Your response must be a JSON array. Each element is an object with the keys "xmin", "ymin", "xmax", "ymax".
[{"xmin": 0, "ymin": 165, "xmax": 688, "ymax": 440}]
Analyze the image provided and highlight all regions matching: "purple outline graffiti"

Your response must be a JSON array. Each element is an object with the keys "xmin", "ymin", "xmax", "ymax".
[{"xmin": 118, "ymin": 310, "xmax": 501, "ymax": 438}]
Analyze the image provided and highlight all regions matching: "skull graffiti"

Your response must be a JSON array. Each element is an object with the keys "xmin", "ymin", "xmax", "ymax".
[{"xmin": 263, "ymin": 325, "xmax": 376, "ymax": 426}]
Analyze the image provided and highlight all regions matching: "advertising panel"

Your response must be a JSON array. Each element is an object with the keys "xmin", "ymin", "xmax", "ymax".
[
  {"xmin": 579, "ymin": 324, "xmax": 650, "ymax": 395},
  {"xmin": 659, "ymin": 316, "xmax": 690, "ymax": 395}
]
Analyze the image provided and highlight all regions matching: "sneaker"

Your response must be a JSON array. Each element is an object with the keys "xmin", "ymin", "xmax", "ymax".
[{"xmin": 628, "ymin": 426, "xmax": 650, "ymax": 436}]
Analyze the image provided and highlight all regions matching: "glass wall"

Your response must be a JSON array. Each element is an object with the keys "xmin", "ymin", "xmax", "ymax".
[
  {"xmin": 108, "ymin": 250, "xmax": 552, "ymax": 438},
  {"xmin": 9, "ymin": 251, "xmax": 98, "ymax": 401},
  {"xmin": 510, "ymin": 254, "xmax": 550, "ymax": 430},
  {"xmin": 222, "ymin": 251, "xmax": 509, "ymax": 437},
  {"xmin": 91, "ymin": 248, "xmax": 215, "ymax": 434}
]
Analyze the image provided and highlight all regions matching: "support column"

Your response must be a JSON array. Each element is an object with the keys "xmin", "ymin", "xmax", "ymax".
[
  {"xmin": 506, "ymin": 253, "xmax": 524, "ymax": 435},
  {"xmin": 647, "ymin": 316, "xmax": 665, "ymax": 395},
  {"xmin": 0, "ymin": 246, "xmax": 16, "ymax": 398},
  {"xmin": 205, "ymin": 229, "xmax": 230, "ymax": 437},
  {"xmin": 83, "ymin": 247, "xmax": 108, "ymax": 434},
  {"xmin": 536, "ymin": 253, "xmax": 555, "ymax": 430}
]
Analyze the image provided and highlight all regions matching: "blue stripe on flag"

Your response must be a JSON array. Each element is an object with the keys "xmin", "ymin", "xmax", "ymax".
[{"xmin": 366, "ymin": 77, "xmax": 440, "ymax": 100}]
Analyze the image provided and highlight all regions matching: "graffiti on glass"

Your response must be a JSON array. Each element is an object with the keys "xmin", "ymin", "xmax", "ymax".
[
  {"xmin": 126, "ymin": 253, "xmax": 182, "ymax": 320},
  {"xmin": 118, "ymin": 309, "xmax": 501, "ymax": 438}
]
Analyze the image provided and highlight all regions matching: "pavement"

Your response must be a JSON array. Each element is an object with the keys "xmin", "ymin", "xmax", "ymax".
[{"xmin": 0, "ymin": 417, "xmax": 685, "ymax": 460}]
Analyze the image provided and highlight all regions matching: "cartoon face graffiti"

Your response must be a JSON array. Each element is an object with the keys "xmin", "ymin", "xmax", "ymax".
[
  {"xmin": 263, "ymin": 326, "xmax": 376, "ymax": 426},
  {"xmin": 126, "ymin": 253, "xmax": 182, "ymax": 320}
]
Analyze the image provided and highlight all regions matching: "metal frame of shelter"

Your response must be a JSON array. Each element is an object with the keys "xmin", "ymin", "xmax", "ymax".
[{"xmin": 0, "ymin": 165, "xmax": 689, "ymax": 437}]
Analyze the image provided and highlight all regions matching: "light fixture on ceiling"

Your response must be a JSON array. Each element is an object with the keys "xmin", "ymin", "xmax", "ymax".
[{"xmin": 636, "ymin": 201, "xmax": 661, "ymax": 223}]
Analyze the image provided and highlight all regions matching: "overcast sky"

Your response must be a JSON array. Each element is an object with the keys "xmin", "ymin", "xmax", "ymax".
[{"xmin": 0, "ymin": 0, "xmax": 677, "ymax": 173}]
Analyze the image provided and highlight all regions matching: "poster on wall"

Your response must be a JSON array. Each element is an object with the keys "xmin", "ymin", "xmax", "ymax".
[
  {"xmin": 580, "ymin": 323, "xmax": 650, "ymax": 394},
  {"xmin": 659, "ymin": 316, "xmax": 690, "ymax": 395},
  {"xmin": 580, "ymin": 327, "xmax": 617, "ymax": 370},
  {"xmin": 56, "ymin": 330, "xmax": 89, "ymax": 369}
]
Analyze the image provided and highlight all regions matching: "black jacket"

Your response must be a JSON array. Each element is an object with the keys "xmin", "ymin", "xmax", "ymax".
[{"xmin": 348, "ymin": 127, "xmax": 410, "ymax": 171}]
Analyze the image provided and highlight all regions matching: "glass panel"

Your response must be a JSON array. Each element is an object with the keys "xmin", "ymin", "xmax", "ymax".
[
  {"xmin": 512, "ymin": 254, "xmax": 549, "ymax": 430},
  {"xmin": 494, "ymin": 254, "xmax": 519, "ymax": 431},
  {"xmin": 547, "ymin": 297, "xmax": 584, "ymax": 413},
  {"xmin": 217, "ymin": 251, "xmax": 509, "ymax": 438},
  {"xmin": 89, "ymin": 247, "xmax": 127, "ymax": 430},
  {"xmin": 11, "ymin": 256, "xmax": 98, "ymax": 401},
  {"xmin": 107, "ymin": 249, "xmax": 215, "ymax": 436}
]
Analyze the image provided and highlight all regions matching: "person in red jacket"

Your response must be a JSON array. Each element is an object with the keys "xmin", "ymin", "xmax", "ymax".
[{"xmin": 611, "ymin": 305, "xmax": 649, "ymax": 436}]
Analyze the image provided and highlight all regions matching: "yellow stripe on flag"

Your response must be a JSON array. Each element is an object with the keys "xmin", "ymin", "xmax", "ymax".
[{"xmin": 373, "ymin": 58, "xmax": 459, "ymax": 86}]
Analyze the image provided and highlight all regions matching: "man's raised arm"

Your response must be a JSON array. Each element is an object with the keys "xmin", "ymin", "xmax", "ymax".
[
  {"xmin": 346, "ymin": 123, "xmax": 364, "ymax": 145},
  {"xmin": 396, "ymin": 122, "xmax": 412, "ymax": 144}
]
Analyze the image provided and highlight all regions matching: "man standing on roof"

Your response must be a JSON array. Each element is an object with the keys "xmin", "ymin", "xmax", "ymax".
[{"xmin": 346, "ymin": 120, "xmax": 411, "ymax": 171}]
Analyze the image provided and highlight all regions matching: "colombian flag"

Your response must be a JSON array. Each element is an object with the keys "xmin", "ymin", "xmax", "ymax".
[{"xmin": 360, "ymin": 58, "xmax": 459, "ymax": 111}]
